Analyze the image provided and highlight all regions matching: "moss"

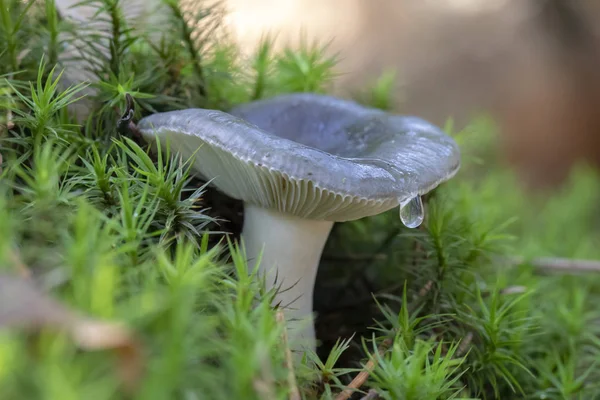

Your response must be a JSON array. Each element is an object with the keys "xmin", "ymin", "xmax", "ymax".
[{"xmin": 1, "ymin": 1, "xmax": 600, "ymax": 399}]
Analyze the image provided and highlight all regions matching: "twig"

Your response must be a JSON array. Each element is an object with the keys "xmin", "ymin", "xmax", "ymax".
[
  {"xmin": 253, "ymin": 378, "xmax": 276, "ymax": 400},
  {"xmin": 416, "ymin": 280, "xmax": 433, "ymax": 299},
  {"xmin": 334, "ymin": 338, "xmax": 393, "ymax": 400},
  {"xmin": 360, "ymin": 389, "xmax": 380, "ymax": 400},
  {"xmin": 9, "ymin": 249, "xmax": 31, "ymax": 279},
  {"xmin": 1, "ymin": 108, "xmax": 13, "ymax": 175},
  {"xmin": 500, "ymin": 285, "xmax": 527, "ymax": 295},
  {"xmin": 456, "ymin": 332, "xmax": 473, "ymax": 358},
  {"xmin": 324, "ymin": 253, "xmax": 388, "ymax": 262},
  {"xmin": 0, "ymin": 274, "xmax": 143, "ymax": 392},
  {"xmin": 253, "ymin": 352, "xmax": 277, "ymax": 400},
  {"xmin": 276, "ymin": 310, "xmax": 301, "ymax": 400},
  {"xmin": 6, "ymin": 109, "xmax": 14, "ymax": 130},
  {"xmin": 511, "ymin": 256, "xmax": 600, "ymax": 273},
  {"xmin": 479, "ymin": 285, "xmax": 528, "ymax": 299}
]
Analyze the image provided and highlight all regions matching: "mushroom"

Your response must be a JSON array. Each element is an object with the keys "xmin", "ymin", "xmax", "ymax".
[{"xmin": 137, "ymin": 93, "xmax": 460, "ymax": 354}]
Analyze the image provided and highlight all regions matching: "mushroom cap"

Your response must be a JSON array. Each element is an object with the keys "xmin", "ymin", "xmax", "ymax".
[{"xmin": 137, "ymin": 93, "xmax": 460, "ymax": 221}]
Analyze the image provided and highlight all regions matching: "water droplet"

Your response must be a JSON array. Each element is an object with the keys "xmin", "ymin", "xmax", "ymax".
[{"xmin": 399, "ymin": 196, "xmax": 424, "ymax": 228}]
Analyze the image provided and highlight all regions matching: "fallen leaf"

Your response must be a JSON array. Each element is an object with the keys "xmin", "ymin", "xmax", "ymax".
[{"xmin": 0, "ymin": 274, "xmax": 143, "ymax": 392}]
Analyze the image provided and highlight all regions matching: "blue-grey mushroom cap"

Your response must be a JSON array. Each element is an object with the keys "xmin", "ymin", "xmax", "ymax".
[{"xmin": 137, "ymin": 93, "xmax": 460, "ymax": 221}]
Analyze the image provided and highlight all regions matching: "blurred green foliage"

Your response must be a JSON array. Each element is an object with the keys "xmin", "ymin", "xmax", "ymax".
[{"xmin": 1, "ymin": 1, "xmax": 600, "ymax": 399}]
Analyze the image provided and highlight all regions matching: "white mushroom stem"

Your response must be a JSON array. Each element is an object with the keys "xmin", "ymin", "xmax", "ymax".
[{"xmin": 241, "ymin": 204, "xmax": 334, "ymax": 354}]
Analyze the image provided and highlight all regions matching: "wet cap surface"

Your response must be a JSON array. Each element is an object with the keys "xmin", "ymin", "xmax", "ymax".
[{"xmin": 138, "ymin": 93, "xmax": 460, "ymax": 221}]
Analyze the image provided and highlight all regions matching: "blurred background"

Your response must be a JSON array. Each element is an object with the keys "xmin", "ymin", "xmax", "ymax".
[{"xmin": 224, "ymin": 0, "xmax": 600, "ymax": 187}]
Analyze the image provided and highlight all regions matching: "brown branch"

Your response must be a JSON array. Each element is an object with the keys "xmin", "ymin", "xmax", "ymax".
[
  {"xmin": 0, "ymin": 274, "xmax": 143, "ymax": 392},
  {"xmin": 327, "ymin": 254, "xmax": 600, "ymax": 275},
  {"xmin": 323, "ymin": 253, "xmax": 388, "ymax": 262},
  {"xmin": 360, "ymin": 389, "xmax": 380, "ymax": 400},
  {"xmin": 9, "ymin": 249, "xmax": 31, "ymax": 279},
  {"xmin": 253, "ymin": 353, "xmax": 276, "ymax": 400},
  {"xmin": 456, "ymin": 332, "xmax": 473, "ymax": 358},
  {"xmin": 416, "ymin": 280, "xmax": 433, "ymax": 299},
  {"xmin": 1, "ymin": 108, "xmax": 13, "ymax": 175},
  {"xmin": 500, "ymin": 285, "xmax": 527, "ymax": 295},
  {"xmin": 511, "ymin": 256, "xmax": 600, "ymax": 273},
  {"xmin": 334, "ymin": 338, "xmax": 393, "ymax": 400},
  {"xmin": 253, "ymin": 379, "xmax": 276, "ymax": 400},
  {"xmin": 276, "ymin": 310, "xmax": 301, "ymax": 400},
  {"xmin": 6, "ymin": 109, "xmax": 14, "ymax": 130}
]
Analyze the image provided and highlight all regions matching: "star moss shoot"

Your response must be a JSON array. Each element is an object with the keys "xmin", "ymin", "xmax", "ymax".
[{"xmin": 2, "ymin": 1, "xmax": 600, "ymax": 399}]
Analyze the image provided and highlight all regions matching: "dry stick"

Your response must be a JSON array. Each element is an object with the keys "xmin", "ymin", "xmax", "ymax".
[
  {"xmin": 1, "ymin": 108, "xmax": 12, "ymax": 176},
  {"xmin": 334, "ymin": 338, "xmax": 393, "ymax": 400},
  {"xmin": 456, "ymin": 332, "xmax": 474, "ymax": 358},
  {"xmin": 9, "ymin": 249, "xmax": 31, "ymax": 279},
  {"xmin": 500, "ymin": 285, "xmax": 527, "ymax": 296},
  {"xmin": 276, "ymin": 310, "xmax": 301, "ymax": 400},
  {"xmin": 6, "ymin": 109, "xmax": 14, "ymax": 130},
  {"xmin": 330, "ymin": 255, "xmax": 600, "ymax": 399},
  {"xmin": 416, "ymin": 280, "xmax": 433, "ymax": 299},
  {"xmin": 324, "ymin": 253, "xmax": 388, "ymax": 262},
  {"xmin": 253, "ymin": 345, "xmax": 278, "ymax": 400},
  {"xmin": 328, "ymin": 255, "xmax": 600, "ymax": 275},
  {"xmin": 360, "ymin": 389, "xmax": 380, "ymax": 400},
  {"xmin": 253, "ymin": 375, "xmax": 276, "ymax": 400},
  {"xmin": 0, "ymin": 274, "xmax": 143, "ymax": 392},
  {"xmin": 511, "ymin": 256, "xmax": 600, "ymax": 273},
  {"xmin": 330, "ymin": 259, "xmax": 539, "ymax": 398}
]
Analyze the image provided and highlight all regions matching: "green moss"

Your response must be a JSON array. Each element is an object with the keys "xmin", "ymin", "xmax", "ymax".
[{"xmin": 1, "ymin": 1, "xmax": 600, "ymax": 399}]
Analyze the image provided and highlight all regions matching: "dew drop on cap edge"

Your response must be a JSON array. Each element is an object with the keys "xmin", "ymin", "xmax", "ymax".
[{"xmin": 399, "ymin": 196, "xmax": 424, "ymax": 228}]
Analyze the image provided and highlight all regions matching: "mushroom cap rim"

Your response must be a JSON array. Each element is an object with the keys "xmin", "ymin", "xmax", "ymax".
[{"xmin": 139, "ymin": 108, "xmax": 461, "ymax": 207}]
